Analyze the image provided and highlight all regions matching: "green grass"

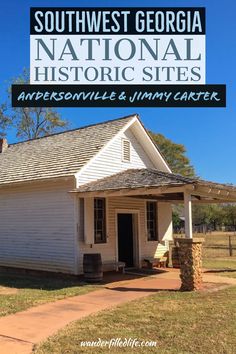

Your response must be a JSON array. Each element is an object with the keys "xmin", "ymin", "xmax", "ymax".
[
  {"xmin": 34, "ymin": 285, "xmax": 236, "ymax": 354},
  {"xmin": 0, "ymin": 272, "xmax": 98, "ymax": 317},
  {"xmin": 203, "ymin": 258, "xmax": 236, "ymax": 278},
  {"xmin": 31, "ymin": 233, "xmax": 236, "ymax": 353}
]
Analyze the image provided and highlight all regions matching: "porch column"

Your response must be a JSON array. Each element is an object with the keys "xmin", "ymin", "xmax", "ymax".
[
  {"xmin": 184, "ymin": 191, "xmax": 193, "ymax": 239},
  {"xmin": 176, "ymin": 238, "xmax": 204, "ymax": 291}
]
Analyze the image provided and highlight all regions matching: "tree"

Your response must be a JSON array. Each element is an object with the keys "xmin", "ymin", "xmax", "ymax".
[
  {"xmin": 192, "ymin": 204, "xmax": 224, "ymax": 230},
  {"xmin": 222, "ymin": 204, "xmax": 236, "ymax": 230},
  {"xmin": 5, "ymin": 69, "xmax": 68, "ymax": 140},
  {"xmin": 149, "ymin": 132, "xmax": 195, "ymax": 177},
  {"xmin": 172, "ymin": 210, "xmax": 182, "ymax": 231},
  {"xmin": 149, "ymin": 131, "xmax": 196, "ymax": 231},
  {"xmin": 14, "ymin": 107, "xmax": 68, "ymax": 140},
  {"xmin": 0, "ymin": 104, "xmax": 12, "ymax": 138}
]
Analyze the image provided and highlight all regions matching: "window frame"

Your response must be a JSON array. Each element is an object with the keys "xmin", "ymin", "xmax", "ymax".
[
  {"xmin": 94, "ymin": 198, "xmax": 107, "ymax": 244},
  {"xmin": 146, "ymin": 201, "xmax": 158, "ymax": 241}
]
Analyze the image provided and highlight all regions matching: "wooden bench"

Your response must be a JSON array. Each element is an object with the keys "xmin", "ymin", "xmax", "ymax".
[
  {"xmin": 102, "ymin": 261, "xmax": 126, "ymax": 273},
  {"xmin": 143, "ymin": 243, "xmax": 168, "ymax": 269}
]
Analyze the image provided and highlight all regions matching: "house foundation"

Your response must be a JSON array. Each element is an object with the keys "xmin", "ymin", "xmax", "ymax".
[{"xmin": 176, "ymin": 238, "xmax": 204, "ymax": 291}]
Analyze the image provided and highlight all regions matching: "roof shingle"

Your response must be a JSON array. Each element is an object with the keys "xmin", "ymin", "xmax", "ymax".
[
  {"xmin": 0, "ymin": 115, "xmax": 135, "ymax": 185},
  {"xmin": 74, "ymin": 168, "xmax": 236, "ymax": 193}
]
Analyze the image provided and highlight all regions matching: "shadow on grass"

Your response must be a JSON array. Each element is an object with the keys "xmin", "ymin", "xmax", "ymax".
[
  {"xmin": 124, "ymin": 268, "xmax": 168, "ymax": 275},
  {"xmin": 204, "ymin": 269, "xmax": 236, "ymax": 274},
  {"xmin": 0, "ymin": 269, "xmax": 164, "ymax": 291},
  {"xmin": 0, "ymin": 271, "xmax": 87, "ymax": 291},
  {"xmin": 106, "ymin": 286, "xmax": 178, "ymax": 292},
  {"xmin": 204, "ymin": 246, "xmax": 236, "ymax": 250}
]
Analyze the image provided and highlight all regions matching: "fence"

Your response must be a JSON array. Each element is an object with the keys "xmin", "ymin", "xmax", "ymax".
[
  {"xmin": 173, "ymin": 232, "xmax": 236, "ymax": 258},
  {"xmin": 202, "ymin": 233, "xmax": 236, "ymax": 258}
]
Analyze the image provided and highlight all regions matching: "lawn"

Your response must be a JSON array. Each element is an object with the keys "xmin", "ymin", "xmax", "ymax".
[
  {"xmin": 200, "ymin": 232, "xmax": 236, "ymax": 278},
  {"xmin": 174, "ymin": 232, "xmax": 236, "ymax": 278},
  {"xmin": 203, "ymin": 258, "xmax": 236, "ymax": 278},
  {"xmin": 201, "ymin": 232, "xmax": 236, "ymax": 258},
  {"xmin": 0, "ymin": 231, "xmax": 235, "ymax": 353},
  {"xmin": 34, "ymin": 233, "xmax": 236, "ymax": 353},
  {"xmin": 34, "ymin": 285, "xmax": 236, "ymax": 354},
  {"xmin": 0, "ymin": 272, "xmax": 98, "ymax": 317}
]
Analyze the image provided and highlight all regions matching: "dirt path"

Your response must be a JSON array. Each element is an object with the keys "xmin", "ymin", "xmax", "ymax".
[
  {"xmin": 0, "ymin": 269, "xmax": 234, "ymax": 354},
  {"xmin": 0, "ymin": 275, "xmax": 180, "ymax": 354}
]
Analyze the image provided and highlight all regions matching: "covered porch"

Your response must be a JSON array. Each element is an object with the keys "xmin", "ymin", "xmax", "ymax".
[
  {"xmin": 71, "ymin": 168, "xmax": 236, "ymax": 290},
  {"xmin": 73, "ymin": 168, "xmax": 236, "ymax": 238}
]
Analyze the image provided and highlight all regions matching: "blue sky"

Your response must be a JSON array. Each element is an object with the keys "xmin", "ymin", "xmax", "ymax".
[{"xmin": 0, "ymin": 0, "xmax": 235, "ymax": 183}]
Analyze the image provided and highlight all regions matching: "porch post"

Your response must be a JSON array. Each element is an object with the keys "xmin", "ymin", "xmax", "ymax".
[
  {"xmin": 177, "ymin": 192, "xmax": 204, "ymax": 291},
  {"xmin": 176, "ymin": 238, "xmax": 204, "ymax": 291},
  {"xmin": 184, "ymin": 191, "xmax": 193, "ymax": 239}
]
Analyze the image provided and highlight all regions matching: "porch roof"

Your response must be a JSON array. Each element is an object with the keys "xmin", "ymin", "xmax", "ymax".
[{"xmin": 72, "ymin": 169, "xmax": 236, "ymax": 203}]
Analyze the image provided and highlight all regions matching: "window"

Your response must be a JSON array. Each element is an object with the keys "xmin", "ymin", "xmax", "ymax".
[
  {"xmin": 122, "ymin": 139, "xmax": 131, "ymax": 162},
  {"xmin": 94, "ymin": 198, "xmax": 106, "ymax": 243},
  {"xmin": 146, "ymin": 201, "xmax": 158, "ymax": 241}
]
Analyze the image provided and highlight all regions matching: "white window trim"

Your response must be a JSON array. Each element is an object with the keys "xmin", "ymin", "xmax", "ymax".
[{"xmin": 145, "ymin": 201, "xmax": 159, "ymax": 242}]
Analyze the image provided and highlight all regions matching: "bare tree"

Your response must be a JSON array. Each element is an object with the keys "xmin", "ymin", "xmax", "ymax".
[
  {"xmin": 5, "ymin": 68, "xmax": 69, "ymax": 140},
  {"xmin": 0, "ymin": 104, "xmax": 12, "ymax": 138}
]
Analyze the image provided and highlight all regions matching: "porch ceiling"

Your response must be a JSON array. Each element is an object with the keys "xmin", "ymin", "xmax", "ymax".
[{"xmin": 71, "ymin": 169, "xmax": 236, "ymax": 203}]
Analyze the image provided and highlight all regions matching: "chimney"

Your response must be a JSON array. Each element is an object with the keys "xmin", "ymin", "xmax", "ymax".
[{"xmin": 0, "ymin": 138, "xmax": 8, "ymax": 153}]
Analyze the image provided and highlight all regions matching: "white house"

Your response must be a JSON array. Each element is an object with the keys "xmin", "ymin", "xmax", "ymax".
[{"xmin": 0, "ymin": 114, "xmax": 236, "ymax": 274}]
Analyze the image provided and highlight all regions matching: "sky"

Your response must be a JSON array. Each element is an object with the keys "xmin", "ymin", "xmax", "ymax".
[{"xmin": 0, "ymin": 0, "xmax": 235, "ymax": 184}]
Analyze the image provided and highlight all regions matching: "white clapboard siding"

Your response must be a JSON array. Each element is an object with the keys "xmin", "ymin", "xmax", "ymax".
[
  {"xmin": 0, "ymin": 179, "xmax": 76, "ymax": 273},
  {"xmin": 77, "ymin": 127, "xmax": 155, "ymax": 185},
  {"xmin": 108, "ymin": 197, "xmax": 164, "ymax": 262},
  {"xmin": 77, "ymin": 197, "xmax": 168, "ymax": 273}
]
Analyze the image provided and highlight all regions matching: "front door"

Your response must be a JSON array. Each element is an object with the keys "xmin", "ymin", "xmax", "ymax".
[{"xmin": 117, "ymin": 214, "xmax": 134, "ymax": 267}]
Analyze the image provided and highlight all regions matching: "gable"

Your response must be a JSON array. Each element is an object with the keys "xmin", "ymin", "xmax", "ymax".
[
  {"xmin": 130, "ymin": 119, "xmax": 171, "ymax": 173},
  {"xmin": 77, "ymin": 120, "xmax": 170, "ymax": 186}
]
